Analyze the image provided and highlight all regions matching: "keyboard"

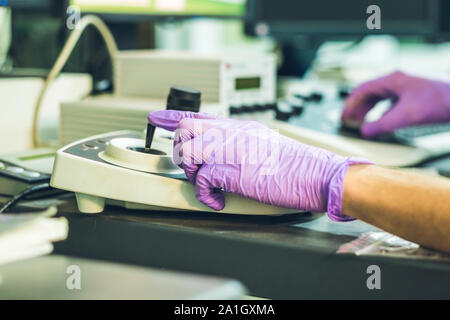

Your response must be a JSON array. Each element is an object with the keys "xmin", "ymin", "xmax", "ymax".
[{"xmin": 393, "ymin": 123, "xmax": 450, "ymax": 141}]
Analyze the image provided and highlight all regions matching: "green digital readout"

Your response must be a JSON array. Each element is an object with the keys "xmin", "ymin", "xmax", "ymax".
[{"xmin": 235, "ymin": 77, "xmax": 261, "ymax": 91}]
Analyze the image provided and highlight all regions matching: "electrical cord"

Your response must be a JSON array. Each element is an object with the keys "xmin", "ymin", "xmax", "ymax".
[
  {"xmin": 32, "ymin": 15, "xmax": 119, "ymax": 148},
  {"xmin": 0, "ymin": 183, "xmax": 54, "ymax": 214}
]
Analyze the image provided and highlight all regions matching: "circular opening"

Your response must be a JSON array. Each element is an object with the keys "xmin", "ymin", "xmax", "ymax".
[{"xmin": 127, "ymin": 146, "xmax": 167, "ymax": 156}]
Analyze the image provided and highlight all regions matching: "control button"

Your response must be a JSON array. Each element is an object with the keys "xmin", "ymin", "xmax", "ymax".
[
  {"xmin": 264, "ymin": 103, "xmax": 277, "ymax": 111},
  {"xmin": 275, "ymin": 111, "xmax": 292, "ymax": 121},
  {"xmin": 6, "ymin": 166, "xmax": 25, "ymax": 174},
  {"xmin": 229, "ymin": 106, "xmax": 242, "ymax": 115},
  {"xmin": 292, "ymin": 106, "xmax": 304, "ymax": 116},
  {"xmin": 309, "ymin": 92, "xmax": 323, "ymax": 102},
  {"xmin": 96, "ymin": 139, "xmax": 109, "ymax": 145},
  {"xmin": 338, "ymin": 87, "xmax": 351, "ymax": 100},
  {"xmin": 253, "ymin": 105, "xmax": 266, "ymax": 112},
  {"xmin": 294, "ymin": 93, "xmax": 323, "ymax": 103},
  {"xmin": 22, "ymin": 171, "xmax": 41, "ymax": 178},
  {"xmin": 241, "ymin": 105, "xmax": 254, "ymax": 113},
  {"xmin": 82, "ymin": 143, "xmax": 99, "ymax": 150},
  {"xmin": 0, "ymin": 162, "xmax": 5, "ymax": 169}
]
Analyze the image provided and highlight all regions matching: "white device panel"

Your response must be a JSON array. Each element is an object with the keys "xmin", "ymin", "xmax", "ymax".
[
  {"xmin": 50, "ymin": 131, "xmax": 301, "ymax": 216},
  {"xmin": 114, "ymin": 50, "xmax": 276, "ymax": 108},
  {"xmin": 222, "ymin": 55, "xmax": 276, "ymax": 107}
]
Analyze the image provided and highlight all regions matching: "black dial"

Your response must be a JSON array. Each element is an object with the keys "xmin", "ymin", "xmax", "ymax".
[{"xmin": 166, "ymin": 86, "xmax": 202, "ymax": 112}]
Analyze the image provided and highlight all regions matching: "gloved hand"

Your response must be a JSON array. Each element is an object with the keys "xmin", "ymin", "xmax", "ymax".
[
  {"xmin": 148, "ymin": 110, "xmax": 373, "ymax": 221},
  {"xmin": 342, "ymin": 71, "xmax": 450, "ymax": 138}
]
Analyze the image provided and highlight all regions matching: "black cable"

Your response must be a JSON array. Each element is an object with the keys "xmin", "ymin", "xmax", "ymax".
[{"xmin": 0, "ymin": 183, "xmax": 53, "ymax": 214}]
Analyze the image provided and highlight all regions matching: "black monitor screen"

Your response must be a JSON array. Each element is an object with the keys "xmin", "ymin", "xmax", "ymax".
[
  {"xmin": 259, "ymin": 0, "xmax": 428, "ymax": 21},
  {"xmin": 246, "ymin": 0, "xmax": 438, "ymax": 37}
]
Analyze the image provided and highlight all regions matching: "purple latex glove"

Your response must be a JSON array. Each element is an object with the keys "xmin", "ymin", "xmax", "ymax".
[
  {"xmin": 148, "ymin": 110, "xmax": 373, "ymax": 221},
  {"xmin": 342, "ymin": 71, "xmax": 450, "ymax": 138}
]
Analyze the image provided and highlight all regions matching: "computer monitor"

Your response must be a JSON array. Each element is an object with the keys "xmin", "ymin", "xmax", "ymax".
[
  {"xmin": 6, "ymin": 0, "xmax": 64, "ymax": 15},
  {"xmin": 70, "ymin": 0, "xmax": 245, "ymax": 19},
  {"xmin": 6, "ymin": 0, "xmax": 52, "ymax": 10},
  {"xmin": 245, "ymin": 0, "xmax": 449, "ymax": 39}
]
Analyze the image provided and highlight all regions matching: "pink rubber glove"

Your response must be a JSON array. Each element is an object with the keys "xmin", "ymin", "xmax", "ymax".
[
  {"xmin": 148, "ymin": 110, "xmax": 373, "ymax": 221},
  {"xmin": 342, "ymin": 71, "xmax": 450, "ymax": 138}
]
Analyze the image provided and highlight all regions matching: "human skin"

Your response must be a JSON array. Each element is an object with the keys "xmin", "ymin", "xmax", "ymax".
[
  {"xmin": 149, "ymin": 110, "xmax": 450, "ymax": 253},
  {"xmin": 343, "ymin": 165, "xmax": 450, "ymax": 253}
]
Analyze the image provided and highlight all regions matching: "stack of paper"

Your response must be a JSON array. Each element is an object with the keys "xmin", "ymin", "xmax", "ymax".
[{"xmin": 0, "ymin": 207, "xmax": 68, "ymax": 265}]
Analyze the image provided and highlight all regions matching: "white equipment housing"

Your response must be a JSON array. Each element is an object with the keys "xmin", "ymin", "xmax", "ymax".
[
  {"xmin": 50, "ymin": 131, "xmax": 301, "ymax": 216},
  {"xmin": 114, "ymin": 50, "xmax": 277, "ymax": 107}
]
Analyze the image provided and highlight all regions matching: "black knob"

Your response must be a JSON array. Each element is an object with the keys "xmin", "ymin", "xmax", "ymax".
[
  {"xmin": 309, "ymin": 92, "xmax": 323, "ymax": 102},
  {"xmin": 294, "ymin": 92, "xmax": 323, "ymax": 103},
  {"xmin": 338, "ymin": 87, "xmax": 351, "ymax": 100},
  {"xmin": 253, "ymin": 105, "xmax": 266, "ymax": 112},
  {"xmin": 292, "ymin": 106, "xmax": 304, "ymax": 116},
  {"xmin": 264, "ymin": 103, "xmax": 278, "ymax": 111},
  {"xmin": 275, "ymin": 110, "xmax": 292, "ymax": 121},
  {"xmin": 241, "ymin": 105, "xmax": 254, "ymax": 113},
  {"xmin": 166, "ymin": 86, "xmax": 202, "ymax": 112},
  {"xmin": 229, "ymin": 106, "xmax": 242, "ymax": 115}
]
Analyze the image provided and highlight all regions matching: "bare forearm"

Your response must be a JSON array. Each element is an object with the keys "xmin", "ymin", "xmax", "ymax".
[{"xmin": 343, "ymin": 165, "xmax": 450, "ymax": 253}]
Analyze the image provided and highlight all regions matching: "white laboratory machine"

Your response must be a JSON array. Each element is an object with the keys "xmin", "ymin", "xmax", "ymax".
[
  {"xmin": 50, "ymin": 130, "xmax": 300, "ymax": 216},
  {"xmin": 114, "ymin": 50, "xmax": 277, "ymax": 108}
]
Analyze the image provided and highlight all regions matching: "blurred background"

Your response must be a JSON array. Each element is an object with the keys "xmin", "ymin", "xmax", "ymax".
[
  {"xmin": 2, "ymin": 0, "xmax": 274, "ymax": 89},
  {"xmin": 2, "ymin": 0, "xmax": 450, "ymax": 154},
  {"xmin": 3, "ymin": 0, "xmax": 450, "ymax": 86}
]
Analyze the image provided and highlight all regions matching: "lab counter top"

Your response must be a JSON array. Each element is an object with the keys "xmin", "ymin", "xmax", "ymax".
[{"xmin": 13, "ymin": 194, "xmax": 446, "ymax": 299}]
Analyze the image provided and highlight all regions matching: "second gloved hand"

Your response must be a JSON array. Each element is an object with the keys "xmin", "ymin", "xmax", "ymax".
[
  {"xmin": 342, "ymin": 71, "xmax": 450, "ymax": 138},
  {"xmin": 149, "ymin": 110, "xmax": 373, "ymax": 221}
]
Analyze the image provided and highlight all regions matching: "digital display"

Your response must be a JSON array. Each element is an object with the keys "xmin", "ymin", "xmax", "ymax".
[{"xmin": 235, "ymin": 77, "xmax": 261, "ymax": 91}]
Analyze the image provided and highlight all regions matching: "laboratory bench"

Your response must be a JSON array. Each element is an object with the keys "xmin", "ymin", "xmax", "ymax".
[{"xmin": 5, "ymin": 192, "xmax": 448, "ymax": 300}]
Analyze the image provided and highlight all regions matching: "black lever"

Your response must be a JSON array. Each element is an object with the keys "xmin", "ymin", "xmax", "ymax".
[{"xmin": 144, "ymin": 123, "xmax": 156, "ymax": 154}]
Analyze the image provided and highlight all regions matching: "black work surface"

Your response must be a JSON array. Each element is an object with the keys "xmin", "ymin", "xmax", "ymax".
[{"xmin": 11, "ymin": 194, "xmax": 447, "ymax": 300}]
